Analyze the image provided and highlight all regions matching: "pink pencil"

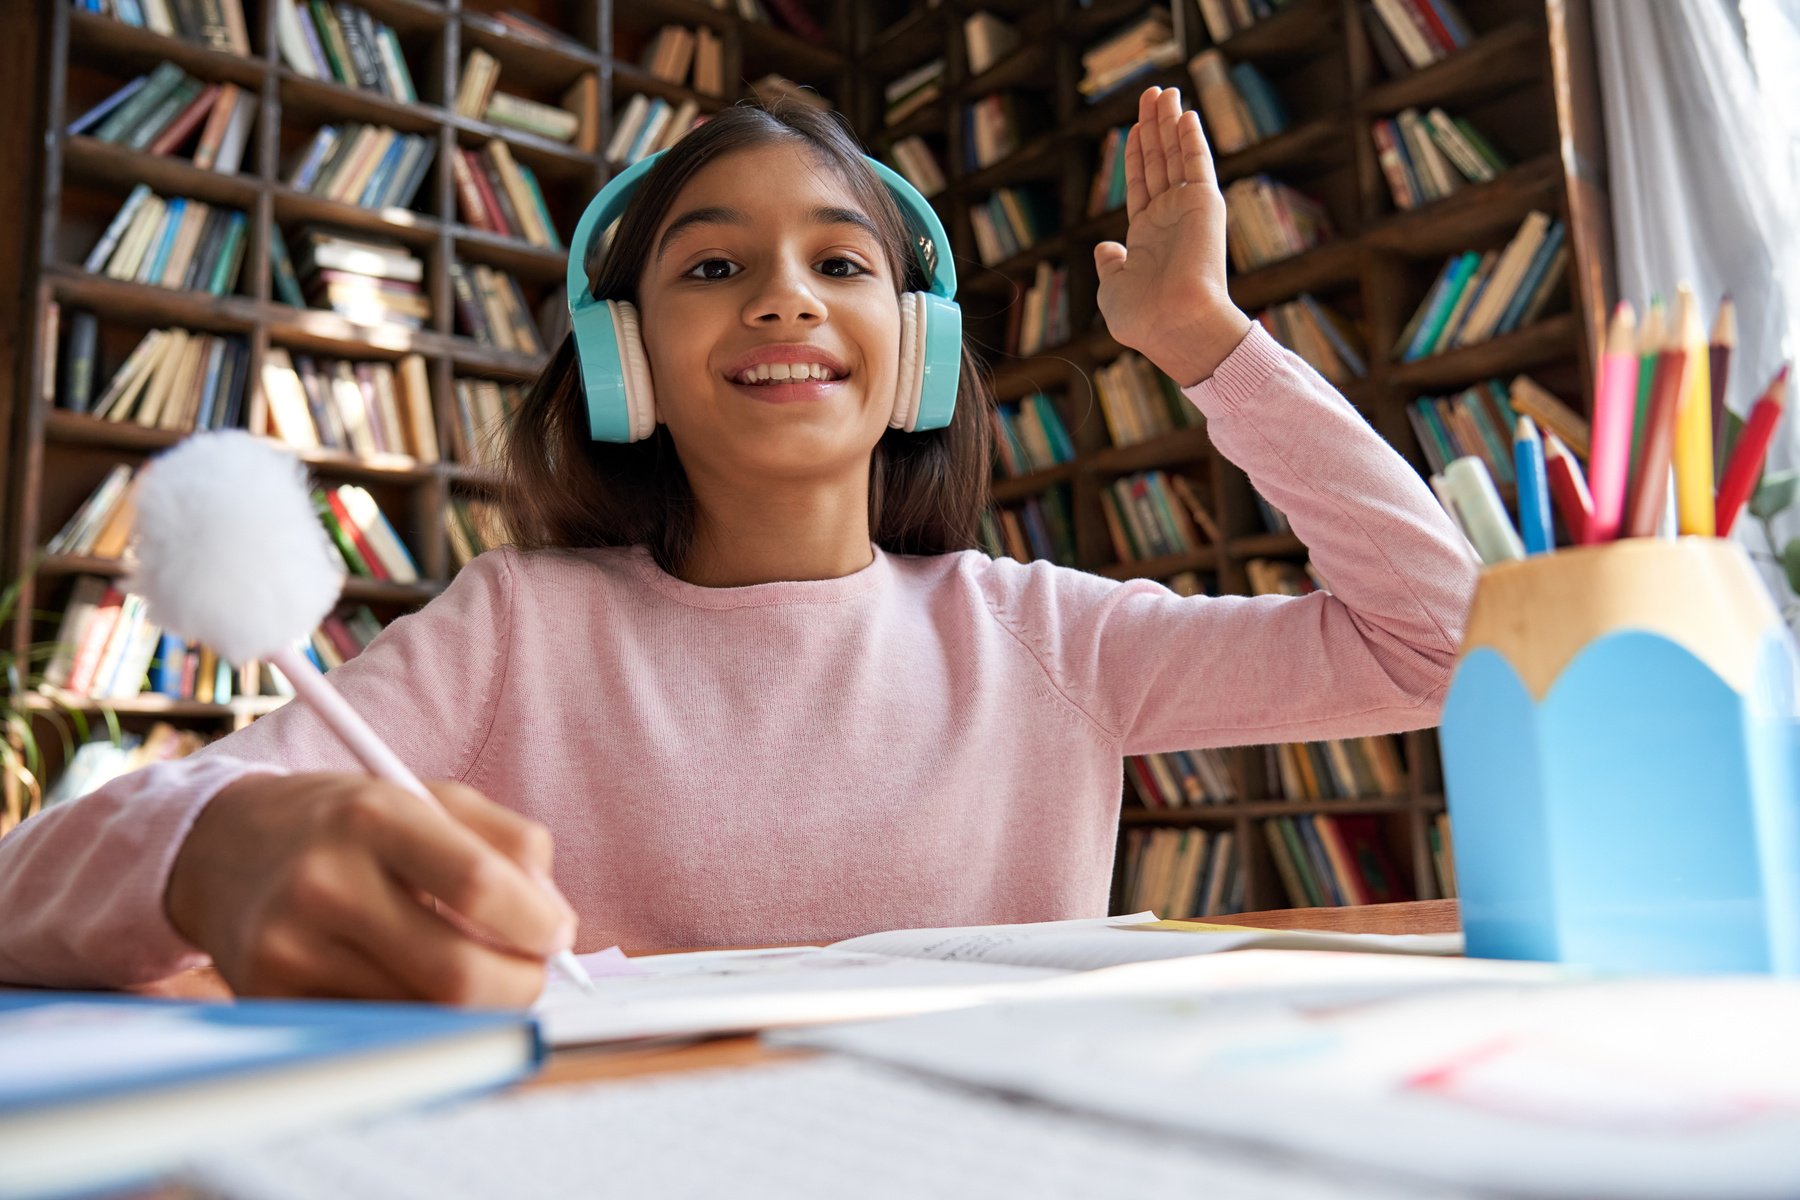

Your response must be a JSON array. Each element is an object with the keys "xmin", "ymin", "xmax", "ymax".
[{"xmin": 1585, "ymin": 301, "xmax": 1638, "ymax": 542}]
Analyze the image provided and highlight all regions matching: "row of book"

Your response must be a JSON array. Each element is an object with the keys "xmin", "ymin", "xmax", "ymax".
[
  {"xmin": 605, "ymin": 94, "xmax": 706, "ymax": 168},
  {"xmin": 1087, "ymin": 125, "xmax": 1130, "ymax": 219},
  {"xmin": 1255, "ymin": 294, "xmax": 1367, "ymax": 385},
  {"xmin": 261, "ymin": 348, "xmax": 438, "ymax": 461},
  {"xmin": 1194, "ymin": 0, "xmax": 1292, "ymax": 43},
  {"xmin": 635, "ymin": 24, "xmax": 727, "ymax": 98},
  {"xmin": 1093, "ymin": 350, "xmax": 1202, "ymax": 449},
  {"xmin": 1266, "ymin": 735, "xmax": 1409, "ymax": 803},
  {"xmin": 1265, "ymin": 813, "xmax": 1411, "ymax": 907},
  {"xmin": 282, "ymin": 227, "xmax": 428, "ymax": 328},
  {"xmin": 991, "ymin": 392, "xmax": 1075, "ymax": 479},
  {"xmin": 1078, "ymin": 9, "xmax": 1182, "ymax": 103},
  {"xmin": 446, "ymin": 497, "xmax": 512, "ymax": 568},
  {"xmin": 276, "ymin": 0, "xmax": 418, "ymax": 103},
  {"xmin": 284, "ymin": 123, "xmax": 435, "ymax": 212},
  {"xmin": 449, "ymin": 378, "xmax": 523, "ymax": 470},
  {"xmin": 1101, "ymin": 470, "xmax": 1212, "ymax": 564},
  {"xmin": 313, "ymin": 484, "xmax": 420, "ymax": 584},
  {"xmin": 1371, "ymin": 107, "xmax": 1509, "ymax": 211},
  {"xmin": 58, "ymin": 323, "xmax": 248, "ymax": 433},
  {"xmin": 449, "ymin": 262, "xmax": 546, "ymax": 357},
  {"xmin": 1005, "ymin": 261, "xmax": 1070, "ymax": 359},
  {"xmin": 77, "ymin": 0, "xmax": 250, "ymax": 53},
  {"xmin": 964, "ymin": 11, "xmax": 1020, "ymax": 76},
  {"xmin": 968, "ymin": 187, "xmax": 1049, "ymax": 268},
  {"xmin": 1394, "ymin": 211, "xmax": 1567, "ymax": 361},
  {"xmin": 68, "ymin": 63, "xmax": 259, "ymax": 175},
  {"xmin": 1223, "ymin": 176, "xmax": 1333, "ymax": 272},
  {"xmin": 451, "ymin": 141, "xmax": 562, "ymax": 249},
  {"xmin": 44, "ymin": 722, "xmax": 213, "ymax": 812},
  {"xmin": 885, "ymin": 135, "xmax": 946, "ymax": 199},
  {"xmin": 1119, "ymin": 827, "xmax": 1243, "ymax": 919},
  {"xmin": 980, "ymin": 487, "xmax": 1076, "ymax": 567},
  {"xmin": 454, "ymin": 49, "xmax": 586, "ymax": 145},
  {"xmin": 1366, "ymin": 0, "xmax": 1475, "ymax": 72},
  {"xmin": 1407, "ymin": 378, "xmax": 1521, "ymax": 484},
  {"xmin": 1188, "ymin": 50, "xmax": 1288, "ymax": 155},
  {"xmin": 83, "ymin": 186, "xmax": 248, "ymax": 297},
  {"xmin": 1126, "ymin": 746, "xmax": 1238, "ymax": 809},
  {"xmin": 884, "ymin": 58, "xmax": 944, "ymax": 128},
  {"xmin": 963, "ymin": 93, "xmax": 1022, "ymax": 171}
]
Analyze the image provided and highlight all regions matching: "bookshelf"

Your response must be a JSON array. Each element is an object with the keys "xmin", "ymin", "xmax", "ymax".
[{"xmin": 844, "ymin": 0, "xmax": 1612, "ymax": 913}]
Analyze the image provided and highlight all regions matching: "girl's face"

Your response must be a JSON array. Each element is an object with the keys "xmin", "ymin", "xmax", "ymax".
[{"xmin": 635, "ymin": 142, "xmax": 903, "ymax": 487}]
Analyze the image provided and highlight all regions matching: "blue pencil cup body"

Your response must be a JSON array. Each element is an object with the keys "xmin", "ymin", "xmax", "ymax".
[{"xmin": 1439, "ymin": 539, "xmax": 1800, "ymax": 974}]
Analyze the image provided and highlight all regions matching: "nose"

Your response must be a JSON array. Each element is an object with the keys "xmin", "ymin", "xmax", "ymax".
[{"xmin": 743, "ymin": 252, "xmax": 823, "ymax": 326}]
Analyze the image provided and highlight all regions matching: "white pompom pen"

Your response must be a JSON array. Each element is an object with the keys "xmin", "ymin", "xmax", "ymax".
[{"xmin": 127, "ymin": 431, "xmax": 595, "ymax": 996}]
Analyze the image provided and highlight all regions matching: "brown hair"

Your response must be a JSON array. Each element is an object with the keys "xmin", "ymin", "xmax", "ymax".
[{"xmin": 502, "ymin": 100, "xmax": 994, "ymax": 575}]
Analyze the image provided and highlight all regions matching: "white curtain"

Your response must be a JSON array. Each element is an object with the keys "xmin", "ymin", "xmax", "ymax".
[{"xmin": 1593, "ymin": 0, "xmax": 1800, "ymax": 605}]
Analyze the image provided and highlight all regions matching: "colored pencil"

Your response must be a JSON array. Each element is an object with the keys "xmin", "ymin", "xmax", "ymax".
[
  {"xmin": 1710, "ymin": 297, "xmax": 1736, "ymax": 473},
  {"xmin": 1514, "ymin": 416, "xmax": 1553, "ymax": 555},
  {"xmin": 1672, "ymin": 286, "xmax": 1715, "ymax": 536},
  {"xmin": 1545, "ymin": 432, "xmax": 1594, "ymax": 546},
  {"xmin": 1715, "ymin": 364, "xmax": 1789, "ymax": 537},
  {"xmin": 1626, "ymin": 298, "xmax": 1664, "ymax": 506},
  {"xmin": 1623, "ymin": 291, "xmax": 1694, "ymax": 539},
  {"xmin": 1585, "ymin": 301, "xmax": 1637, "ymax": 542},
  {"xmin": 1444, "ymin": 455, "xmax": 1525, "ymax": 564}
]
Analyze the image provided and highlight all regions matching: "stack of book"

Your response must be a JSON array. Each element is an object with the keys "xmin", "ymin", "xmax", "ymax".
[
  {"xmin": 963, "ymin": 12, "xmax": 1020, "ymax": 75},
  {"xmin": 1222, "ymin": 176, "xmax": 1332, "ymax": 271},
  {"xmin": 82, "ymin": 0, "xmax": 251, "ymax": 52},
  {"xmin": 1371, "ymin": 107, "xmax": 1507, "ymax": 210},
  {"xmin": 1407, "ymin": 378, "xmax": 1519, "ymax": 485},
  {"xmin": 291, "ymin": 228, "xmax": 429, "ymax": 329},
  {"xmin": 1093, "ymin": 350, "xmax": 1203, "ymax": 448},
  {"xmin": 886, "ymin": 136, "xmax": 946, "ymax": 198},
  {"xmin": 1393, "ymin": 211, "xmax": 1567, "ymax": 361},
  {"xmin": 1079, "ymin": 8, "xmax": 1182, "ymax": 103},
  {"xmin": 302, "ymin": 605, "xmax": 385, "ymax": 671},
  {"xmin": 963, "ymin": 93, "xmax": 1022, "ymax": 170},
  {"xmin": 450, "ymin": 377, "xmax": 524, "ymax": 469},
  {"xmin": 1088, "ymin": 125, "xmax": 1130, "ymax": 217},
  {"xmin": 979, "ymin": 487, "xmax": 1076, "ymax": 566},
  {"xmin": 42, "ymin": 576, "xmax": 159, "ymax": 701},
  {"xmin": 46, "ymin": 465, "xmax": 138, "ymax": 561},
  {"xmin": 1187, "ymin": 51, "xmax": 1290, "ymax": 155},
  {"xmin": 1007, "ymin": 261, "xmax": 1069, "ymax": 358},
  {"xmin": 446, "ymin": 497, "xmax": 513, "ymax": 568},
  {"xmin": 454, "ymin": 49, "xmax": 589, "ymax": 145},
  {"xmin": 1120, "ymin": 827, "xmax": 1242, "ymax": 919},
  {"xmin": 58, "ymin": 324, "xmax": 248, "ymax": 432},
  {"xmin": 1363, "ymin": 0, "xmax": 1474, "ymax": 73},
  {"xmin": 451, "ymin": 141, "xmax": 562, "ymax": 249},
  {"xmin": 44, "ymin": 722, "xmax": 213, "ymax": 812},
  {"xmin": 68, "ymin": 64, "xmax": 259, "ymax": 173},
  {"xmin": 968, "ymin": 186, "xmax": 1049, "ymax": 267},
  {"xmin": 284, "ymin": 123, "xmax": 435, "ymax": 212},
  {"xmin": 884, "ymin": 58, "xmax": 945, "ymax": 127},
  {"xmin": 1264, "ymin": 813, "xmax": 1411, "ymax": 907},
  {"xmin": 1266, "ymin": 735, "xmax": 1409, "ymax": 802},
  {"xmin": 1194, "ymin": 0, "xmax": 1293, "ymax": 43},
  {"xmin": 448, "ymin": 264, "xmax": 545, "ymax": 357},
  {"xmin": 83, "ymin": 186, "xmax": 248, "ymax": 296},
  {"xmin": 1126, "ymin": 746, "xmax": 1238, "ymax": 809},
  {"xmin": 635, "ymin": 24, "xmax": 725, "ymax": 96},
  {"xmin": 260, "ymin": 348, "xmax": 439, "ymax": 461},
  {"xmin": 1100, "ymin": 470, "xmax": 1214, "ymax": 564},
  {"xmin": 312, "ymin": 484, "xmax": 420, "ymax": 584},
  {"xmin": 274, "ymin": 0, "xmax": 418, "ymax": 102},
  {"xmin": 991, "ymin": 392, "xmax": 1074, "ymax": 479},
  {"xmin": 1255, "ymin": 294, "xmax": 1367, "ymax": 384},
  {"xmin": 605, "ymin": 94, "xmax": 705, "ymax": 167}
]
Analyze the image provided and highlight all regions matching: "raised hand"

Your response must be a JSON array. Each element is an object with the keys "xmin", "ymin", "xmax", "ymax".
[{"xmin": 1093, "ymin": 86, "xmax": 1250, "ymax": 387}]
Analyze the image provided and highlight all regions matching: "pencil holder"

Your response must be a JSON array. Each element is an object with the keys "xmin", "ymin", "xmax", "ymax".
[{"xmin": 1439, "ymin": 538, "xmax": 1800, "ymax": 974}]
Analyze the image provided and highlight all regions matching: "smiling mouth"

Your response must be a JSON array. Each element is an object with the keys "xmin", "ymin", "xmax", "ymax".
[{"xmin": 724, "ymin": 373, "xmax": 852, "ymax": 403}]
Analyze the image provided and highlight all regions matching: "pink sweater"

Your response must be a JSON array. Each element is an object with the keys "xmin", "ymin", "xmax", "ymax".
[{"xmin": 0, "ymin": 326, "xmax": 1479, "ymax": 987}]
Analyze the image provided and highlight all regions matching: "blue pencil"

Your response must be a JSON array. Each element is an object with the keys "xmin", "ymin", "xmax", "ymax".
[{"xmin": 1514, "ymin": 415, "xmax": 1554, "ymax": 555}]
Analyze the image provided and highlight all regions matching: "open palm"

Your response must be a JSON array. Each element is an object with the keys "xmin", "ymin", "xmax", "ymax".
[{"xmin": 1093, "ymin": 87, "xmax": 1240, "ymax": 382}]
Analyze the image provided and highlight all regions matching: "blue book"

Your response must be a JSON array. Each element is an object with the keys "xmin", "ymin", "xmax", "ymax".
[
  {"xmin": 1228, "ymin": 62, "xmax": 1290, "ymax": 140},
  {"xmin": 67, "ymin": 75, "xmax": 147, "ymax": 137},
  {"xmin": 1405, "ymin": 251, "xmax": 1479, "ymax": 361},
  {"xmin": 1495, "ymin": 220, "xmax": 1567, "ymax": 336},
  {"xmin": 357, "ymin": 133, "xmax": 410, "ymax": 208},
  {"xmin": 141, "ymin": 197, "xmax": 185, "ymax": 285},
  {"xmin": 0, "ymin": 991, "xmax": 541, "ymax": 1199},
  {"xmin": 1422, "ymin": 0, "xmax": 1474, "ymax": 47},
  {"xmin": 148, "ymin": 631, "xmax": 185, "ymax": 695},
  {"xmin": 192, "ymin": 337, "xmax": 226, "ymax": 430},
  {"xmin": 624, "ymin": 98, "xmax": 671, "ymax": 165}
]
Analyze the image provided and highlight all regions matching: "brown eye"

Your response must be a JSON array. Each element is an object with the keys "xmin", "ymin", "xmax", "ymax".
[
  {"xmin": 818, "ymin": 257, "xmax": 867, "ymax": 278},
  {"xmin": 685, "ymin": 259, "xmax": 739, "ymax": 280}
]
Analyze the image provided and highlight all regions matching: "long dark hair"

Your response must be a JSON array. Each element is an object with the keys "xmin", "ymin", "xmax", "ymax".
[{"xmin": 502, "ymin": 101, "xmax": 994, "ymax": 575}]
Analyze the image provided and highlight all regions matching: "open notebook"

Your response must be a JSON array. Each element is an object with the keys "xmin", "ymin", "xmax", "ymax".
[{"xmin": 534, "ymin": 912, "xmax": 1460, "ymax": 1047}]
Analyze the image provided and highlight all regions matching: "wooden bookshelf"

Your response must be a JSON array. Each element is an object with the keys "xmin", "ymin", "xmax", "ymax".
[{"xmin": 845, "ymin": 0, "xmax": 1612, "ymax": 913}]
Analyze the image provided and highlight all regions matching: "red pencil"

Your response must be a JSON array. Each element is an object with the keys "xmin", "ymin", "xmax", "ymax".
[
  {"xmin": 1715, "ymin": 365, "xmax": 1789, "ymax": 537},
  {"xmin": 1544, "ymin": 432, "xmax": 1594, "ymax": 545}
]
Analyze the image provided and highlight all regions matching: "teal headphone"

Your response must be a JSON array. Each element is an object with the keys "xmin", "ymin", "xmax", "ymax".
[{"xmin": 565, "ymin": 149, "xmax": 962, "ymax": 443}]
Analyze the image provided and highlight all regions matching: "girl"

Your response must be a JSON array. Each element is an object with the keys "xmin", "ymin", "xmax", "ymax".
[{"xmin": 0, "ymin": 89, "xmax": 1477, "ymax": 1006}]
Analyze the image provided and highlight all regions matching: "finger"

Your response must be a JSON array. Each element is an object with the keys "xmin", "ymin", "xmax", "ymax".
[
  {"xmin": 233, "ymin": 923, "xmax": 409, "ymax": 1001},
  {"xmin": 1155, "ymin": 87, "xmax": 1186, "ymax": 186},
  {"xmin": 1177, "ymin": 108, "xmax": 1217, "ymax": 190},
  {"xmin": 352, "ymin": 790, "xmax": 572, "ymax": 958},
  {"xmin": 283, "ymin": 935, "xmax": 417, "ymax": 1001},
  {"xmin": 1123, "ymin": 124, "xmax": 1149, "ymax": 220},
  {"xmin": 1094, "ymin": 241, "xmax": 1126, "ymax": 282},
  {"xmin": 1140, "ymin": 87, "xmax": 1170, "ymax": 195}
]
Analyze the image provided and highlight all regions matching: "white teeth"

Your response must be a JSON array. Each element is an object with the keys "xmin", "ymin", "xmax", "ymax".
[{"xmin": 735, "ymin": 362, "xmax": 839, "ymax": 384}]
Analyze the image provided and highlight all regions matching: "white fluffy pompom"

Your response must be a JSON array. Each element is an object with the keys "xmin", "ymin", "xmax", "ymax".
[{"xmin": 125, "ymin": 431, "xmax": 346, "ymax": 665}]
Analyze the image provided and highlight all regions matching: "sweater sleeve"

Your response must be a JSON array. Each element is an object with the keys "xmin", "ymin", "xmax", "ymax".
[
  {"xmin": 979, "ymin": 322, "xmax": 1480, "ymax": 757},
  {"xmin": 0, "ymin": 547, "xmax": 516, "ymax": 988}
]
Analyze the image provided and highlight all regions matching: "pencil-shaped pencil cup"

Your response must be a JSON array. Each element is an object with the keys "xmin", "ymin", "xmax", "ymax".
[{"xmin": 1439, "ymin": 538, "xmax": 1800, "ymax": 974}]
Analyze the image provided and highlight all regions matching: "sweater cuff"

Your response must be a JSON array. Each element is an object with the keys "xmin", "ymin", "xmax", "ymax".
[{"xmin": 1178, "ymin": 321, "xmax": 1289, "ymax": 418}]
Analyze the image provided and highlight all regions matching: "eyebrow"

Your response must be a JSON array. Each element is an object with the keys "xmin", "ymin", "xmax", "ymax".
[{"xmin": 654, "ymin": 205, "xmax": 882, "ymax": 264}]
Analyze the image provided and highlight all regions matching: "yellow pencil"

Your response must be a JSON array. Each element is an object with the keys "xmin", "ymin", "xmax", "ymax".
[{"xmin": 1671, "ymin": 286, "xmax": 1714, "ymax": 536}]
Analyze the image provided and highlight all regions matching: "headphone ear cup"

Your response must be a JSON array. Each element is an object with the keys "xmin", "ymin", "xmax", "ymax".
[
  {"xmin": 611, "ymin": 300, "xmax": 657, "ymax": 442},
  {"xmin": 891, "ymin": 292, "xmax": 921, "ymax": 431},
  {"xmin": 908, "ymin": 291, "xmax": 961, "ymax": 433}
]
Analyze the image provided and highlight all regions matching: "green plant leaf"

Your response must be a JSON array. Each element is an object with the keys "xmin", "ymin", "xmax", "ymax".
[
  {"xmin": 1782, "ymin": 537, "xmax": 1800, "ymax": 596},
  {"xmin": 1752, "ymin": 469, "xmax": 1800, "ymax": 521}
]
